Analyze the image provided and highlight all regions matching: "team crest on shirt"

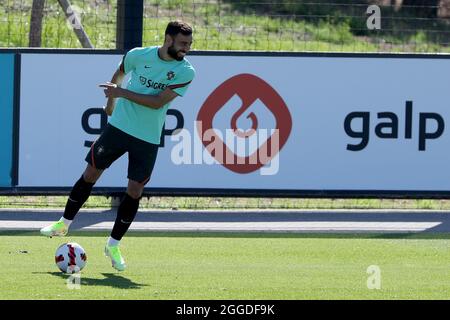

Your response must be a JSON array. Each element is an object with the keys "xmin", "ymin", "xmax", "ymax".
[{"xmin": 167, "ymin": 71, "xmax": 175, "ymax": 80}]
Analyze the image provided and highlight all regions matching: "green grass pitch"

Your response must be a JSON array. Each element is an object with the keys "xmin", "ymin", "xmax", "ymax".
[{"xmin": 1, "ymin": 231, "xmax": 449, "ymax": 300}]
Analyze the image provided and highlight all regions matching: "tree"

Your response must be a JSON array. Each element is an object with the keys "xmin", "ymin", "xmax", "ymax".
[
  {"xmin": 29, "ymin": 0, "xmax": 45, "ymax": 47},
  {"xmin": 29, "ymin": 0, "xmax": 93, "ymax": 48}
]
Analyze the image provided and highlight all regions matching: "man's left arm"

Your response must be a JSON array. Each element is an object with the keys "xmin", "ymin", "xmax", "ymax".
[
  {"xmin": 100, "ymin": 66, "xmax": 194, "ymax": 109},
  {"xmin": 99, "ymin": 84, "xmax": 179, "ymax": 110}
]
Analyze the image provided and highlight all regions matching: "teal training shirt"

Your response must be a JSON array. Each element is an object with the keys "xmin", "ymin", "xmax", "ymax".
[{"xmin": 109, "ymin": 46, "xmax": 195, "ymax": 145}]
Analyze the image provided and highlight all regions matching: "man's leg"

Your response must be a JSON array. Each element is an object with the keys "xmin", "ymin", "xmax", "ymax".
[
  {"xmin": 63, "ymin": 164, "xmax": 103, "ymax": 221},
  {"xmin": 40, "ymin": 165, "xmax": 103, "ymax": 237},
  {"xmin": 110, "ymin": 180, "xmax": 144, "ymax": 241},
  {"xmin": 41, "ymin": 124, "xmax": 127, "ymax": 237},
  {"xmin": 105, "ymin": 180, "xmax": 144, "ymax": 271},
  {"xmin": 104, "ymin": 131, "xmax": 159, "ymax": 271}
]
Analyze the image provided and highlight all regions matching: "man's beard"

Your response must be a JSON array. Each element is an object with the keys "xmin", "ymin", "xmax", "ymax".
[{"xmin": 167, "ymin": 45, "xmax": 184, "ymax": 61}]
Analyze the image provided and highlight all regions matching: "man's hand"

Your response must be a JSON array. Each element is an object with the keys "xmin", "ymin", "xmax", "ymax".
[
  {"xmin": 100, "ymin": 67, "xmax": 125, "ymax": 116},
  {"xmin": 103, "ymin": 100, "xmax": 115, "ymax": 116},
  {"xmin": 99, "ymin": 82, "xmax": 125, "ymax": 99},
  {"xmin": 100, "ymin": 81, "xmax": 179, "ymax": 111}
]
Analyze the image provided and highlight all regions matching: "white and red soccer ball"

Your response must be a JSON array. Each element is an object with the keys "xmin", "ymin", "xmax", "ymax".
[{"xmin": 55, "ymin": 242, "xmax": 87, "ymax": 273}]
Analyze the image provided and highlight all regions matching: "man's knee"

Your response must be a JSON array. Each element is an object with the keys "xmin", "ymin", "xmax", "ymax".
[
  {"xmin": 127, "ymin": 180, "xmax": 144, "ymax": 199},
  {"xmin": 83, "ymin": 165, "xmax": 103, "ymax": 183}
]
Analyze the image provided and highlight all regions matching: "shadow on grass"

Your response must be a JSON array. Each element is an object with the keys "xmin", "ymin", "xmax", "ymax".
[
  {"xmin": 33, "ymin": 272, "xmax": 148, "ymax": 290},
  {"xmin": 3, "ymin": 230, "xmax": 450, "ymax": 240}
]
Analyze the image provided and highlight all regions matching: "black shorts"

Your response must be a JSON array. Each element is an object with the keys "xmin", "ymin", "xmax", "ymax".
[{"xmin": 85, "ymin": 124, "xmax": 159, "ymax": 184}]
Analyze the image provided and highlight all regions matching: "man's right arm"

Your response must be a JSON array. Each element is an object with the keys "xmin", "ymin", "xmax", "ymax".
[{"xmin": 104, "ymin": 63, "xmax": 125, "ymax": 116}]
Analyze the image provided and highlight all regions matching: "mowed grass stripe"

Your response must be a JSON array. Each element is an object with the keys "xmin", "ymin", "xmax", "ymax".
[{"xmin": 0, "ymin": 232, "xmax": 449, "ymax": 299}]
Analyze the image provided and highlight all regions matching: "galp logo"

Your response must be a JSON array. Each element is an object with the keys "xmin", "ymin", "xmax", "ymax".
[{"xmin": 197, "ymin": 73, "xmax": 292, "ymax": 174}]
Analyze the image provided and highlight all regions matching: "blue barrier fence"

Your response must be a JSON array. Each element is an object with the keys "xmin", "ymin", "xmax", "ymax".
[{"xmin": 0, "ymin": 53, "xmax": 14, "ymax": 187}]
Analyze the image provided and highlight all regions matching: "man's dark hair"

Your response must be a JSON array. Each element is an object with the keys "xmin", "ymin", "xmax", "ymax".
[{"xmin": 165, "ymin": 21, "xmax": 192, "ymax": 37}]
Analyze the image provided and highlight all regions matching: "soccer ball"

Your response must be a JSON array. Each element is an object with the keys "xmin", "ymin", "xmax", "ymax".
[{"xmin": 55, "ymin": 242, "xmax": 87, "ymax": 274}]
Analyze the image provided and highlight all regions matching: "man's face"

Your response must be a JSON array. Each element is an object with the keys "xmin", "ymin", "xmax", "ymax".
[{"xmin": 167, "ymin": 33, "xmax": 193, "ymax": 61}]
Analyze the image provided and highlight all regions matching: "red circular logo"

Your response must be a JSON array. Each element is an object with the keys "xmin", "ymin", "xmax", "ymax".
[{"xmin": 197, "ymin": 73, "xmax": 292, "ymax": 174}]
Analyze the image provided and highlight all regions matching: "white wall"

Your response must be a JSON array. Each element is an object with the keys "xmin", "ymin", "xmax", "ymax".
[{"xmin": 19, "ymin": 53, "xmax": 450, "ymax": 191}]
